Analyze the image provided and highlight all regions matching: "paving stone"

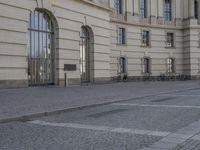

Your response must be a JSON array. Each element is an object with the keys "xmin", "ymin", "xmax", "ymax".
[
  {"xmin": 142, "ymin": 148, "xmax": 167, "ymax": 150},
  {"xmin": 0, "ymin": 81, "xmax": 199, "ymax": 121},
  {"xmin": 0, "ymin": 122, "xmax": 162, "ymax": 150},
  {"xmin": 1, "ymin": 81, "xmax": 200, "ymax": 149},
  {"xmin": 172, "ymin": 139, "xmax": 200, "ymax": 150},
  {"xmin": 166, "ymin": 133, "xmax": 193, "ymax": 139},
  {"xmin": 176, "ymin": 128, "xmax": 199, "ymax": 135},
  {"xmin": 159, "ymin": 137, "xmax": 186, "ymax": 144},
  {"xmin": 148, "ymin": 131, "xmax": 170, "ymax": 137},
  {"xmin": 150, "ymin": 141, "xmax": 178, "ymax": 149},
  {"xmin": 191, "ymin": 135, "xmax": 200, "ymax": 141}
]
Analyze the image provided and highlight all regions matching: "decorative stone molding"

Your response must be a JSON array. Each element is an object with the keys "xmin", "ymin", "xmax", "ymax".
[
  {"xmin": 164, "ymin": 20, "xmax": 175, "ymax": 26},
  {"xmin": 175, "ymin": 18, "xmax": 183, "ymax": 27},
  {"xmin": 140, "ymin": 18, "xmax": 150, "ymax": 25},
  {"xmin": 150, "ymin": 16, "xmax": 157, "ymax": 25},
  {"xmin": 110, "ymin": 13, "xmax": 126, "ymax": 22},
  {"xmin": 35, "ymin": 0, "xmax": 52, "ymax": 10},
  {"xmin": 157, "ymin": 17, "xmax": 164, "ymax": 25}
]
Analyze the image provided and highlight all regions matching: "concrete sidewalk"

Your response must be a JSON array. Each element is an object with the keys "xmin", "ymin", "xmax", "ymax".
[{"xmin": 0, "ymin": 81, "xmax": 199, "ymax": 123}]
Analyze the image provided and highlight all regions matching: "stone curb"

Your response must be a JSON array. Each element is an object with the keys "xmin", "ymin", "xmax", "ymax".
[{"xmin": 0, "ymin": 86, "xmax": 199, "ymax": 124}]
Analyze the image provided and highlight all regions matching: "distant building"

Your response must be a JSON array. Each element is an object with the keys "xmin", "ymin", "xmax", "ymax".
[{"xmin": 0, "ymin": 0, "xmax": 200, "ymax": 88}]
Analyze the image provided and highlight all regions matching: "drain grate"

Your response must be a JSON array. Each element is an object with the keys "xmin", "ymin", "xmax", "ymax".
[
  {"xmin": 88, "ymin": 109, "xmax": 128, "ymax": 118},
  {"xmin": 151, "ymin": 97, "xmax": 175, "ymax": 102}
]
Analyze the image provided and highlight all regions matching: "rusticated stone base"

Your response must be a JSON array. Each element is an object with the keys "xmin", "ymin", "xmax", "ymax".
[
  {"xmin": 58, "ymin": 78, "xmax": 81, "ymax": 87},
  {"xmin": 0, "ymin": 80, "xmax": 28, "ymax": 89}
]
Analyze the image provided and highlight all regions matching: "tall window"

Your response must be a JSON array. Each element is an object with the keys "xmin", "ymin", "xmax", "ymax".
[
  {"xmin": 164, "ymin": 0, "xmax": 172, "ymax": 21},
  {"xmin": 195, "ymin": 0, "xmax": 199, "ymax": 19},
  {"xmin": 80, "ymin": 26, "xmax": 94, "ymax": 83},
  {"xmin": 28, "ymin": 10, "xmax": 55, "ymax": 86},
  {"xmin": 140, "ymin": 0, "xmax": 147, "ymax": 18},
  {"xmin": 166, "ymin": 33, "xmax": 174, "ymax": 47},
  {"xmin": 142, "ymin": 57, "xmax": 151, "ymax": 74},
  {"xmin": 142, "ymin": 30, "xmax": 150, "ymax": 47},
  {"xmin": 119, "ymin": 57, "xmax": 127, "ymax": 73},
  {"xmin": 117, "ymin": 27, "xmax": 125, "ymax": 44},
  {"xmin": 167, "ymin": 58, "xmax": 175, "ymax": 73},
  {"xmin": 115, "ymin": 0, "xmax": 122, "ymax": 15}
]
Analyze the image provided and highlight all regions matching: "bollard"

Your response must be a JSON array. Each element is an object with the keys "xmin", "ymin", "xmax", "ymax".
[{"xmin": 64, "ymin": 73, "xmax": 67, "ymax": 88}]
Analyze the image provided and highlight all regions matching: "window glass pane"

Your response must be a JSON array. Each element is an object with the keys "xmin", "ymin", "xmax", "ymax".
[
  {"xmin": 115, "ymin": 0, "xmax": 122, "ymax": 14},
  {"xmin": 34, "ymin": 11, "xmax": 39, "ymax": 30},
  {"xmin": 167, "ymin": 58, "xmax": 175, "ymax": 73},
  {"xmin": 143, "ymin": 58, "xmax": 150, "ymax": 73},
  {"xmin": 117, "ymin": 28, "xmax": 125, "ymax": 44},
  {"xmin": 120, "ymin": 57, "xmax": 126, "ymax": 73},
  {"xmin": 164, "ymin": 0, "xmax": 172, "ymax": 21},
  {"xmin": 166, "ymin": 33, "xmax": 174, "ymax": 47},
  {"xmin": 28, "ymin": 10, "xmax": 54, "ymax": 85},
  {"xmin": 140, "ymin": 0, "xmax": 146, "ymax": 18},
  {"xmin": 142, "ymin": 31, "xmax": 149, "ymax": 46}
]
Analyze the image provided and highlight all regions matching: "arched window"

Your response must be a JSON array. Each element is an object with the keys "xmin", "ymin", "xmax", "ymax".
[
  {"xmin": 167, "ymin": 58, "xmax": 175, "ymax": 73},
  {"xmin": 80, "ymin": 26, "xmax": 94, "ymax": 83},
  {"xmin": 28, "ymin": 10, "xmax": 55, "ymax": 86}
]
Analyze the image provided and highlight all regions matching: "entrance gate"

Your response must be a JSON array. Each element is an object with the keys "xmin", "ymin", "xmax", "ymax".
[{"xmin": 28, "ymin": 10, "xmax": 55, "ymax": 86}]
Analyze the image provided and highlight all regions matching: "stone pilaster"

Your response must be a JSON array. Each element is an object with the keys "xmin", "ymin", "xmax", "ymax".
[
  {"xmin": 175, "ymin": 0, "xmax": 183, "ymax": 26},
  {"xmin": 150, "ymin": 0, "xmax": 157, "ymax": 24},
  {"xmin": 133, "ymin": 0, "xmax": 139, "ymax": 16},
  {"xmin": 189, "ymin": 0, "xmax": 195, "ymax": 19},
  {"xmin": 132, "ymin": 0, "xmax": 140, "ymax": 22},
  {"xmin": 157, "ymin": 0, "xmax": 164, "ymax": 25}
]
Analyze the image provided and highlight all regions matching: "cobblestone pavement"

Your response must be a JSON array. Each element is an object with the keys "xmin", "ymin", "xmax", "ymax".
[
  {"xmin": 0, "ymin": 122, "xmax": 162, "ymax": 150},
  {"xmin": 0, "ymin": 81, "xmax": 199, "ymax": 121},
  {"xmin": 172, "ymin": 139, "xmax": 200, "ymax": 150},
  {"xmin": 1, "ymin": 81, "xmax": 200, "ymax": 149}
]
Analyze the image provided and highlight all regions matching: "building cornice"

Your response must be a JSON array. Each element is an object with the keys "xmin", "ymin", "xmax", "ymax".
[
  {"xmin": 76, "ymin": 0, "xmax": 112, "ymax": 12},
  {"xmin": 110, "ymin": 17, "xmax": 200, "ymax": 30}
]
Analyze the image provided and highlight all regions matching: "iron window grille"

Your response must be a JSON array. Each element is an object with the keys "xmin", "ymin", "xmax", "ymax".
[
  {"xmin": 142, "ymin": 31, "xmax": 150, "ymax": 47},
  {"xmin": 117, "ymin": 27, "xmax": 126, "ymax": 44},
  {"xmin": 167, "ymin": 58, "xmax": 175, "ymax": 73},
  {"xmin": 166, "ymin": 33, "xmax": 174, "ymax": 47}
]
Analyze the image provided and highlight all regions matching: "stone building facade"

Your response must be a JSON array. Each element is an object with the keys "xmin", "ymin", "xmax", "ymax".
[{"xmin": 0, "ymin": 0, "xmax": 199, "ymax": 88}]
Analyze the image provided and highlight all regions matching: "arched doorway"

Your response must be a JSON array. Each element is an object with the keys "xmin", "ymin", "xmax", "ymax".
[
  {"xmin": 28, "ymin": 10, "xmax": 56, "ymax": 86},
  {"xmin": 80, "ymin": 26, "xmax": 94, "ymax": 83}
]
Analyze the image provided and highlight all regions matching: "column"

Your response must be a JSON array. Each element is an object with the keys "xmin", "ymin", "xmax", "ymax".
[
  {"xmin": 150, "ymin": 0, "xmax": 157, "ymax": 24},
  {"xmin": 109, "ymin": 0, "xmax": 115, "ymax": 9},
  {"xmin": 133, "ymin": 0, "xmax": 139, "ymax": 16},
  {"xmin": 126, "ymin": 0, "xmax": 133, "ymax": 19},
  {"xmin": 189, "ymin": 0, "xmax": 195, "ymax": 19},
  {"xmin": 175, "ymin": 0, "xmax": 183, "ymax": 26},
  {"xmin": 157, "ymin": 0, "xmax": 164, "ymax": 24},
  {"xmin": 188, "ymin": 0, "xmax": 198, "ymax": 25},
  {"xmin": 126, "ymin": 0, "xmax": 133, "ymax": 14},
  {"xmin": 157, "ymin": 0, "xmax": 163, "ymax": 18},
  {"xmin": 182, "ymin": 0, "xmax": 188, "ymax": 19}
]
